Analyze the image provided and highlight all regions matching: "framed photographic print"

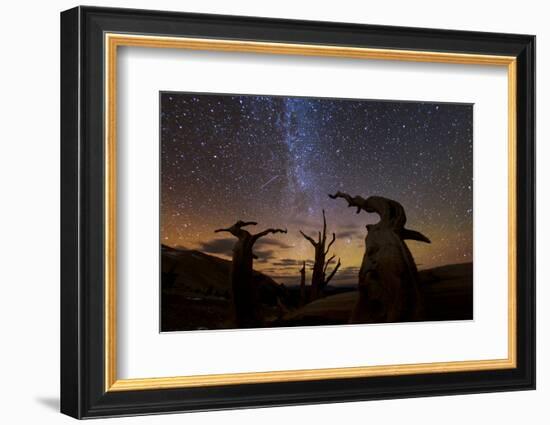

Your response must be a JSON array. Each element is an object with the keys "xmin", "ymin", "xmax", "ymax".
[{"xmin": 60, "ymin": 6, "xmax": 535, "ymax": 419}]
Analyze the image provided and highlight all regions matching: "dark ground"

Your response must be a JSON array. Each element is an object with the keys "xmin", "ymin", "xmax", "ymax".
[{"xmin": 161, "ymin": 245, "xmax": 473, "ymax": 332}]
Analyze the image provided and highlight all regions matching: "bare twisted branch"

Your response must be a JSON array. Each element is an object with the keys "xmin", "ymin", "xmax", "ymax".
[
  {"xmin": 325, "ymin": 258, "xmax": 342, "ymax": 286},
  {"xmin": 299, "ymin": 230, "xmax": 318, "ymax": 247},
  {"xmin": 252, "ymin": 227, "xmax": 287, "ymax": 242},
  {"xmin": 329, "ymin": 192, "xmax": 367, "ymax": 214}
]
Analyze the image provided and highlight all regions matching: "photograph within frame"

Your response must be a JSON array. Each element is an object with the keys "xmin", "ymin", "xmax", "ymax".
[{"xmin": 160, "ymin": 92, "xmax": 473, "ymax": 332}]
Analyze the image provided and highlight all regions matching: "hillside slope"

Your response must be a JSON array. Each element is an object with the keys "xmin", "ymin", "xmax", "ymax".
[
  {"xmin": 161, "ymin": 245, "xmax": 293, "ymax": 331},
  {"xmin": 279, "ymin": 263, "xmax": 473, "ymax": 326}
]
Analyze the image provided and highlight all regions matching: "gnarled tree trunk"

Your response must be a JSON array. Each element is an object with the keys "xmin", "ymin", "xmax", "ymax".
[
  {"xmin": 329, "ymin": 192, "xmax": 430, "ymax": 323},
  {"xmin": 215, "ymin": 221, "xmax": 287, "ymax": 328}
]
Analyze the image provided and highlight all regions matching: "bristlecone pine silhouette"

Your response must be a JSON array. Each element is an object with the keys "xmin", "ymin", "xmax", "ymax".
[
  {"xmin": 329, "ymin": 192, "xmax": 430, "ymax": 323},
  {"xmin": 215, "ymin": 221, "xmax": 287, "ymax": 328},
  {"xmin": 299, "ymin": 261, "xmax": 306, "ymax": 306},
  {"xmin": 299, "ymin": 210, "xmax": 342, "ymax": 301}
]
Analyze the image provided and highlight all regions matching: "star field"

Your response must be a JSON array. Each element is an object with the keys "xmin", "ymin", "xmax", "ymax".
[{"xmin": 161, "ymin": 92, "xmax": 473, "ymax": 285}]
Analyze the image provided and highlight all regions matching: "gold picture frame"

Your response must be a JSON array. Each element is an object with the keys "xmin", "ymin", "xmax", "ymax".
[
  {"xmin": 61, "ymin": 6, "xmax": 535, "ymax": 419},
  {"xmin": 104, "ymin": 33, "xmax": 517, "ymax": 392}
]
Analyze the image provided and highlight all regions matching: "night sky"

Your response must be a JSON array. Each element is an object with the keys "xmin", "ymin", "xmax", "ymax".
[{"xmin": 161, "ymin": 92, "xmax": 473, "ymax": 285}]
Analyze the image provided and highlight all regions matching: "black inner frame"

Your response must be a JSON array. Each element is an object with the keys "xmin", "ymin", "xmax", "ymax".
[{"xmin": 61, "ymin": 6, "xmax": 535, "ymax": 419}]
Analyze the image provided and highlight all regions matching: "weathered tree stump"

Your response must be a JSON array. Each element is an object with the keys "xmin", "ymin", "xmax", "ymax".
[
  {"xmin": 329, "ymin": 192, "xmax": 430, "ymax": 323},
  {"xmin": 215, "ymin": 221, "xmax": 287, "ymax": 328}
]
